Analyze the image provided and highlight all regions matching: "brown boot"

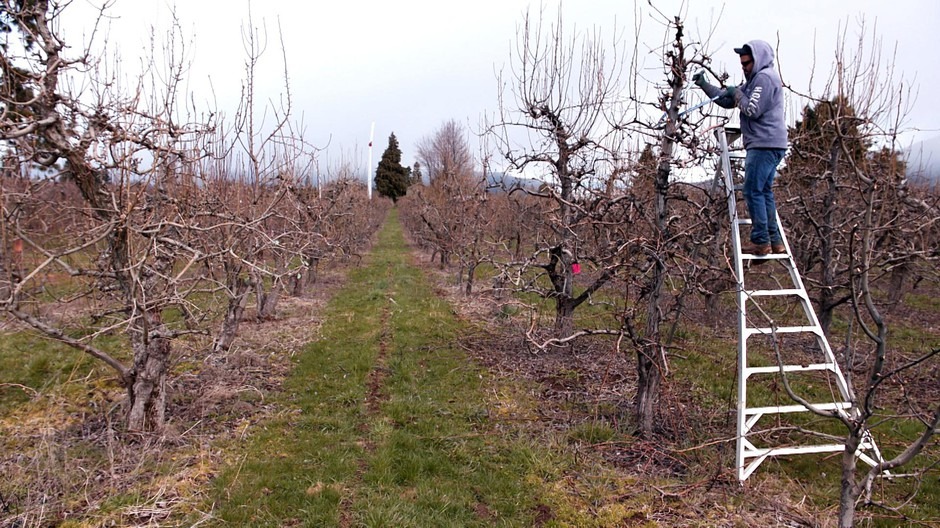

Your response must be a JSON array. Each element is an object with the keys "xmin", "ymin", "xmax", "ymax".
[
  {"xmin": 742, "ymin": 242, "xmax": 771, "ymax": 256},
  {"xmin": 771, "ymin": 242, "xmax": 786, "ymax": 254}
]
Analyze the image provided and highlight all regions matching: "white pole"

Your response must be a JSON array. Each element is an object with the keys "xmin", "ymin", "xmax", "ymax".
[
  {"xmin": 316, "ymin": 159, "xmax": 322, "ymax": 200},
  {"xmin": 367, "ymin": 121, "xmax": 375, "ymax": 200}
]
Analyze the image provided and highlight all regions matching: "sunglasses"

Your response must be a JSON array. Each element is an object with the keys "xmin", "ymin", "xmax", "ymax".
[{"xmin": 741, "ymin": 59, "xmax": 754, "ymax": 68}]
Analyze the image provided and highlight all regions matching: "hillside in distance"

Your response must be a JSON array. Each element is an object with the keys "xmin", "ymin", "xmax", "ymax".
[
  {"xmin": 485, "ymin": 171, "xmax": 543, "ymax": 192},
  {"xmin": 906, "ymin": 134, "xmax": 940, "ymax": 185}
]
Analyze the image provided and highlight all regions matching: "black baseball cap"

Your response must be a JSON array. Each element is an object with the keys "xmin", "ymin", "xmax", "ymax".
[{"xmin": 734, "ymin": 44, "xmax": 752, "ymax": 56}]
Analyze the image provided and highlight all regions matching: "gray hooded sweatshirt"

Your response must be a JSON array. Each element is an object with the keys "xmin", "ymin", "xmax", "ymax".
[{"xmin": 701, "ymin": 40, "xmax": 788, "ymax": 149}]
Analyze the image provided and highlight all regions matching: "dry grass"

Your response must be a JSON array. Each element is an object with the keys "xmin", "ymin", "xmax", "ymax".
[
  {"xmin": 0, "ymin": 265, "xmax": 354, "ymax": 528},
  {"xmin": 404, "ymin": 242, "xmax": 933, "ymax": 527}
]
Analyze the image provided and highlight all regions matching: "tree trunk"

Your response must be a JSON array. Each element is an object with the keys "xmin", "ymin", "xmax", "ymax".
[
  {"xmin": 636, "ymin": 253, "xmax": 666, "ymax": 437},
  {"xmin": 256, "ymin": 270, "xmax": 281, "ymax": 321},
  {"xmin": 635, "ymin": 342, "xmax": 662, "ymax": 437},
  {"xmin": 126, "ymin": 312, "xmax": 170, "ymax": 433},
  {"xmin": 465, "ymin": 261, "xmax": 477, "ymax": 295},
  {"xmin": 110, "ymin": 222, "xmax": 173, "ymax": 433},
  {"xmin": 819, "ymin": 236, "xmax": 836, "ymax": 335},
  {"xmin": 291, "ymin": 270, "xmax": 304, "ymax": 296},
  {"xmin": 0, "ymin": 251, "xmax": 9, "ymax": 302},
  {"xmin": 818, "ymin": 142, "xmax": 841, "ymax": 336},
  {"xmin": 887, "ymin": 261, "xmax": 910, "ymax": 304},
  {"xmin": 304, "ymin": 255, "xmax": 320, "ymax": 288},
  {"xmin": 550, "ymin": 243, "xmax": 575, "ymax": 338},
  {"xmin": 553, "ymin": 297, "xmax": 575, "ymax": 338},
  {"xmin": 706, "ymin": 176, "xmax": 730, "ymax": 323},
  {"xmin": 258, "ymin": 282, "xmax": 280, "ymax": 320},
  {"xmin": 214, "ymin": 276, "xmax": 252, "ymax": 353},
  {"xmin": 838, "ymin": 432, "xmax": 862, "ymax": 528},
  {"xmin": 634, "ymin": 103, "xmax": 674, "ymax": 436}
]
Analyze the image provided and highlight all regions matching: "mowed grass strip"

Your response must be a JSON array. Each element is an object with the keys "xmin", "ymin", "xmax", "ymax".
[{"xmin": 208, "ymin": 208, "xmax": 552, "ymax": 527}]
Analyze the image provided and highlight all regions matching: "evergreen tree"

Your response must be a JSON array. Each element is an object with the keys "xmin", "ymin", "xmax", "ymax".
[
  {"xmin": 787, "ymin": 96, "xmax": 869, "ymax": 177},
  {"xmin": 374, "ymin": 132, "xmax": 410, "ymax": 202},
  {"xmin": 780, "ymin": 97, "xmax": 907, "ymax": 335}
]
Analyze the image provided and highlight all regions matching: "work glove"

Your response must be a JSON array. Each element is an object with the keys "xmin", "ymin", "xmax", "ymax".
[
  {"xmin": 692, "ymin": 71, "xmax": 707, "ymax": 87},
  {"xmin": 722, "ymin": 85, "xmax": 737, "ymax": 98}
]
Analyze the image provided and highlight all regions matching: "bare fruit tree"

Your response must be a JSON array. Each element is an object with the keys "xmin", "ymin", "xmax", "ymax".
[
  {"xmin": 628, "ymin": 14, "xmax": 702, "ymax": 437},
  {"xmin": 830, "ymin": 27, "xmax": 938, "ymax": 528},
  {"xmin": 486, "ymin": 9, "xmax": 631, "ymax": 338},
  {"xmin": 402, "ymin": 119, "xmax": 499, "ymax": 294},
  {"xmin": 481, "ymin": 7, "xmax": 729, "ymax": 439},
  {"xmin": 195, "ymin": 16, "xmax": 309, "ymax": 353},
  {"xmin": 0, "ymin": 0, "xmax": 212, "ymax": 432},
  {"xmin": 598, "ymin": 11, "xmax": 720, "ymax": 437}
]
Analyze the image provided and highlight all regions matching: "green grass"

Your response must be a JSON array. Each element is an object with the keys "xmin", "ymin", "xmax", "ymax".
[
  {"xmin": 567, "ymin": 421, "xmax": 617, "ymax": 445},
  {"xmin": 0, "ymin": 330, "xmax": 121, "ymax": 412},
  {"xmin": 206, "ymin": 208, "xmax": 565, "ymax": 526},
  {"xmin": 903, "ymin": 291, "xmax": 940, "ymax": 312}
]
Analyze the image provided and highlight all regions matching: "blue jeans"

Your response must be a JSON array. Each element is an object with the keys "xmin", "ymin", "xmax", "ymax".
[{"xmin": 743, "ymin": 148, "xmax": 786, "ymax": 245}]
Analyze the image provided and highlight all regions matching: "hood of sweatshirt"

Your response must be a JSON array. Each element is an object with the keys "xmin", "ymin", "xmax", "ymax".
[{"xmin": 743, "ymin": 39, "xmax": 775, "ymax": 81}]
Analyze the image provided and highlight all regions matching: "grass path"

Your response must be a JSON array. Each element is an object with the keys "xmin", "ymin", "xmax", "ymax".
[{"xmin": 207, "ymin": 208, "xmax": 555, "ymax": 527}]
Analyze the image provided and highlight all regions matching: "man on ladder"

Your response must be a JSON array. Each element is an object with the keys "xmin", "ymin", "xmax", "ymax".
[
  {"xmin": 693, "ymin": 39, "xmax": 788, "ymax": 257},
  {"xmin": 689, "ymin": 39, "xmax": 887, "ymax": 482}
]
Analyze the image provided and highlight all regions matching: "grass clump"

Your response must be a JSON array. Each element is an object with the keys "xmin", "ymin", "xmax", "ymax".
[{"xmin": 567, "ymin": 421, "xmax": 617, "ymax": 445}]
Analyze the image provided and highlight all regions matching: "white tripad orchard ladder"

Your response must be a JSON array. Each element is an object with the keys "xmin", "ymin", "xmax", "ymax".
[{"xmin": 715, "ymin": 127, "xmax": 886, "ymax": 481}]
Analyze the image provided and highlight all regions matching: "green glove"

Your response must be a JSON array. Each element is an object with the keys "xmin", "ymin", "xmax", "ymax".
[
  {"xmin": 692, "ymin": 71, "xmax": 706, "ymax": 87},
  {"xmin": 722, "ymin": 85, "xmax": 737, "ymax": 98}
]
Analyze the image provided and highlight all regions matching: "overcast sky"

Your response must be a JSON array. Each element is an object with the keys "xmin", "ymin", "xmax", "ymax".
[{"xmin": 62, "ymin": 0, "xmax": 939, "ymax": 177}]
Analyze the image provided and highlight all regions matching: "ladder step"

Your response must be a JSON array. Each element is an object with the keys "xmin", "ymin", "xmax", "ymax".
[
  {"xmin": 744, "ymin": 401, "xmax": 852, "ymax": 415},
  {"xmin": 744, "ymin": 325, "xmax": 822, "ymax": 336},
  {"xmin": 741, "ymin": 437, "xmax": 876, "ymax": 455},
  {"xmin": 742, "ymin": 442, "xmax": 877, "ymax": 460},
  {"xmin": 742, "ymin": 443, "xmax": 849, "ymax": 458},
  {"xmin": 742, "ymin": 253, "xmax": 786, "ymax": 260},
  {"xmin": 745, "ymin": 363, "xmax": 838, "ymax": 375},
  {"xmin": 745, "ymin": 289, "xmax": 805, "ymax": 297}
]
